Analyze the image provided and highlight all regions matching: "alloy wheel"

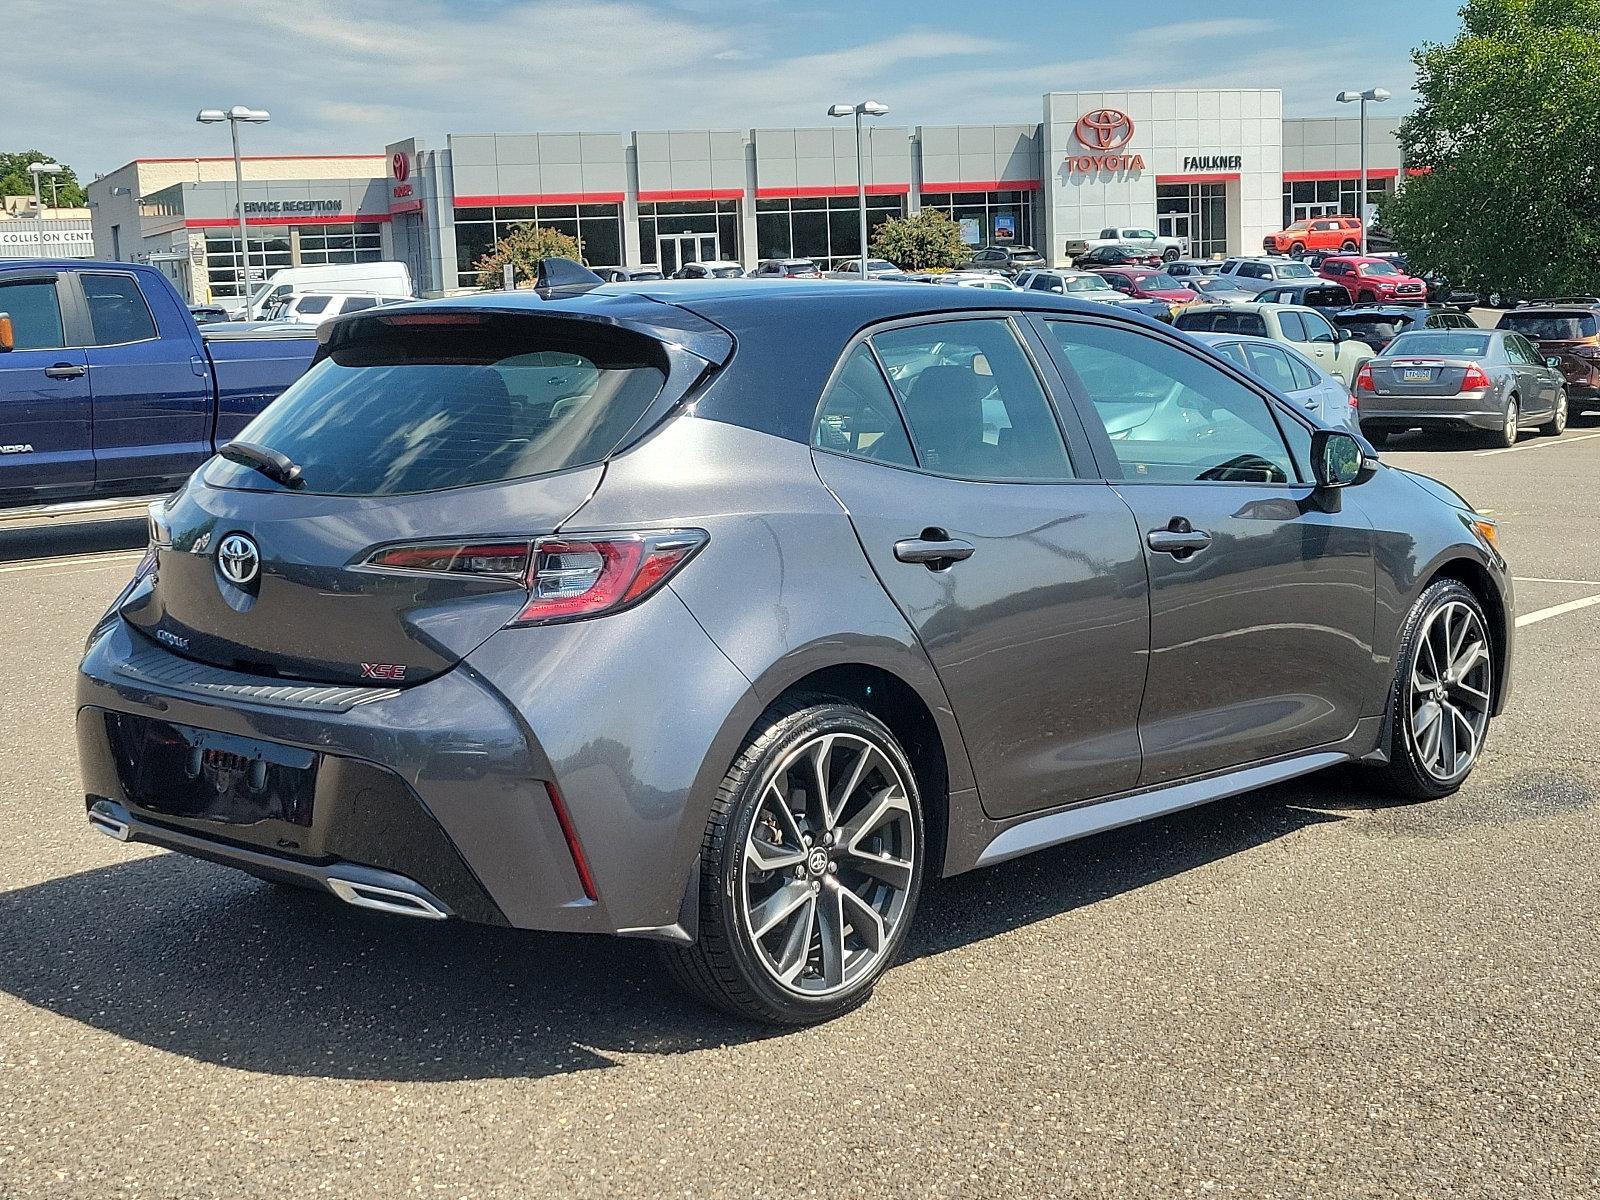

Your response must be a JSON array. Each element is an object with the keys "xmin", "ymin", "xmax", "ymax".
[
  {"xmin": 1553, "ymin": 389, "xmax": 1569, "ymax": 435},
  {"xmin": 1504, "ymin": 400, "xmax": 1519, "ymax": 444},
  {"xmin": 1407, "ymin": 600, "xmax": 1492, "ymax": 783},
  {"xmin": 737, "ymin": 732, "xmax": 916, "ymax": 997}
]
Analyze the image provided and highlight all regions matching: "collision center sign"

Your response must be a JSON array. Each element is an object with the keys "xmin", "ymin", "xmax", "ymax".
[{"xmin": 1066, "ymin": 108, "xmax": 1145, "ymax": 173}]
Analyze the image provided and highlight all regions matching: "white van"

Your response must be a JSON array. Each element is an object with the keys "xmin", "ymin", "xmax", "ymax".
[
  {"xmin": 240, "ymin": 261, "xmax": 413, "ymax": 320},
  {"xmin": 263, "ymin": 291, "xmax": 413, "ymax": 326}
]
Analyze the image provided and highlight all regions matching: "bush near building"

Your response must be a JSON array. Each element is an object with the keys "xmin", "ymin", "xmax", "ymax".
[
  {"xmin": 1382, "ymin": 0, "xmax": 1600, "ymax": 298},
  {"xmin": 871, "ymin": 209, "xmax": 972, "ymax": 272},
  {"xmin": 476, "ymin": 223, "xmax": 584, "ymax": 289}
]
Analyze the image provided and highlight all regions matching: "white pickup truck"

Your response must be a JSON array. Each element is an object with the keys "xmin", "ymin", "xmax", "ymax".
[{"xmin": 1062, "ymin": 226, "xmax": 1188, "ymax": 262}]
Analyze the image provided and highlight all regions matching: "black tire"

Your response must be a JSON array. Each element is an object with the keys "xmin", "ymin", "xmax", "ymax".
[
  {"xmin": 1491, "ymin": 395, "xmax": 1519, "ymax": 448},
  {"xmin": 664, "ymin": 695, "xmax": 926, "ymax": 1026},
  {"xmin": 1373, "ymin": 579, "xmax": 1495, "ymax": 800},
  {"xmin": 1289, "ymin": 241, "xmax": 1306, "ymax": 257},
  {"xmin": 1541, "ymin": 388, "xmax": 1568, "ymax": 436},
  {"xmin": 1162, "ymin": 247, "xmax": 1179, "ymax": 261},
  {"xmin": 1341, "ymin": 239, "xmax": 1359, "ymax": 253}
]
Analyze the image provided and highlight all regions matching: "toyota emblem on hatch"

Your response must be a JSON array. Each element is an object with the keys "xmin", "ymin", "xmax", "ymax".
[{"xmin": 217, "ymin": 534, "xmax": 261, "ymax": 586}]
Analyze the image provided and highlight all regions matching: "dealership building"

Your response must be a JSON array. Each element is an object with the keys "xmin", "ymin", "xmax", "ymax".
[{"xmin": 89, "ymin": 89, "xmax": 1403, "ymax": 301}]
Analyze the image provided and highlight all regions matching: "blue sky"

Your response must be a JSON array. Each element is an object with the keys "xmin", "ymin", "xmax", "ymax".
[{"xmin": 19, "ymin": 0, "xmax": 1464, "ymax": 176}]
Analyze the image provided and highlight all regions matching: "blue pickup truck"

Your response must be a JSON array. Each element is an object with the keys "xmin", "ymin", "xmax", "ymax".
[{"xmin": 0, "ymin": 260, "xmax": 317, "ymax": 509}]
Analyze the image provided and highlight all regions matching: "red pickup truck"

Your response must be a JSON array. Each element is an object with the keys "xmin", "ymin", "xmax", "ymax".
[
  {"xmin": 1318, "ymin": 255, "xmax": 1428, "ymax": 304},
  {"xmin": 1262, "ymin": 216, "xmax": 1362, "ymax": 257}
]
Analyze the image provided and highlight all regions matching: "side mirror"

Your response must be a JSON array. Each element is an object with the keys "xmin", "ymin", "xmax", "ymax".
[
  {"xmin": 1334, "ymin": 327, "xmax": 1351, "ymax": 342},
  {"xmin": 1311, "ymin": 429, "xmax": 1374, "ymax": 488},
  {"xmin": 1547, "ymin": 355, "xmax": 1562, "ymax": 369},
  {"xmin": 0, "ymin": 314, "xmax": 12, "ymax": 352}
]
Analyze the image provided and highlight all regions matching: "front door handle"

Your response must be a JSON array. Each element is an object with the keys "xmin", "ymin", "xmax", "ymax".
[
  {"xmin": 894, "ymin": 530, "xmax": 976, "ymax": 570},
  {"xmin": 44, "ymin": 362, "xmax": 87, "ymax": 380},
  {"xmin": 1147, "ymin": 517, "xmax": 1212, "ymax": 558}
]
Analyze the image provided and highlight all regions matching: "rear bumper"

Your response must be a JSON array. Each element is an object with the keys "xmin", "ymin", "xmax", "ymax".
[
  {"xmin": 1359, "ymin": 394, "xmax": 1505, "ymax": 431},
  {"xmin": 77, "ymin": 593, "xmax": 754, "ymax": 940}
]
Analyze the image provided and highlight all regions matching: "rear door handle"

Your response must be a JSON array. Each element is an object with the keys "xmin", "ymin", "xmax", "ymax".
[
  {"xmin": 894, "ymin": 530, "xmax": 976, "ymax": 569},
  {"xmin": 1147, "ymin": 518, "xmax": 1212, "ymax": 558},
  {"xmin": 44, "ymin": 363, "xmax": 87, "ymax": 380}
]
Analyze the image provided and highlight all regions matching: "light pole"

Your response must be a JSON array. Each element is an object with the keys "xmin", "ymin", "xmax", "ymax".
[
  {"xmin": 197, "ymin": 106, "xmax": 271, "ymax": 308},
  {"xmin": 1335, "ymin": 88, "xmax": 1390, "ymax": 255},
  {"xmin": 27, "ymin": 162, "xmax": 63, "ymax": 255},
  {"xmin": 829, "ymin": 100, "xmax": 890, "ymax": 278}
]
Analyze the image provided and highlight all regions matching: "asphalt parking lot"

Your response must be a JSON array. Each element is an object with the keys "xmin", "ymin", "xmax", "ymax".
[{"xmin": 3, "ymin": 418, "xmax": 1599, "ymax": 1198}]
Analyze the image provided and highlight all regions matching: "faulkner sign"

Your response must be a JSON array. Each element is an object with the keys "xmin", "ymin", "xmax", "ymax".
[
  {"xmin": 1181, "ymin": 155, "xmax": 1244, "ymax": 172},
  {"xmin": 1067, "ymin": 108, "xmax": 1145, "ymax": 173},
  {"xmin": 241, "ymin": 199, "xmax": 346, "ymax": 216}
]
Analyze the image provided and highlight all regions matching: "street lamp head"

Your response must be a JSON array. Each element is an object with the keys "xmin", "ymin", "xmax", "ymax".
[
  {"xmin": 27, "ymin": 162, "xmax": 63, "ymax": 176},
  {"xmin": 196, "ymin": 109, "xmax": 227, "ymax": 123},
  {"xmin": 231, "ymin": 106, "xmax": 271, "ymax": 123},
  {"xmin": 1366, "ymin": 88, "xmax": 1392, "ymax": 103},
  {"xmin": 860, "ymin": 101, "xmax": 889, "ymax": 116},
  {"xmin": 828, "ymin": 103, "xmax": 855, "ymax": 118}
]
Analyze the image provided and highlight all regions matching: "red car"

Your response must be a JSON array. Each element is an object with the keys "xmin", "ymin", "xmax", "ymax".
[
  {"xmin": 1091, "ymin": 267, "xmax": 1198, "ymax": 306},
  {"xmin": 1319, "ymin": 255, "xmax": 1428, "ymax": 304}
]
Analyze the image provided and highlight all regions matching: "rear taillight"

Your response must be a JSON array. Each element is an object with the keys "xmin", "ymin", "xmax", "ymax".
[
  {"xmin": 516, "ymin": 532, "xmax": 705, "ymax": 625},
  {"xmin": 1355, "ymin": 364, "xmax": 1375, "ymax": 392},
  {"xmin": 1461, "ymin": 364, "xmax": 1492, "ymax": 390},
  {"xmin": 361, "ymin": 530, "xmax": 707, "ymax": 626}
]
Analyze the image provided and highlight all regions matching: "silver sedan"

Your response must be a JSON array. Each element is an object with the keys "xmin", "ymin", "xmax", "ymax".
[
  {"xmin": 1188, "ymin": 331, "xmax": 1360, "ymax": 433},
  {"xmin": 1355, "ymin": 328, "xmax": 1567, "ymax": 447}
]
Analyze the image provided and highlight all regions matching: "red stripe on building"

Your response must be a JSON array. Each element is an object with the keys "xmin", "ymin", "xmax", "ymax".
[
  {"xmin": 754, "ymin": 184, "xmax": 911, "ymax": 199},
  {"xmin": 1282, "ymin": 168, "xmax": 1401, "ymax": 182},
  {"xmin": 453, "ymin": 192, "xmax": 626, "ymax": 207},
  {"xmin": 184, "ymin": 214, "xmax": 391, "ymax": 227},
  {"xmin": 138, "ymin": 154, "xmax": 385, "ymax": 164},
  {"xmin": 636, "ymin": 188, "xmax": 743, "ymax": 202},
  {"xmin": 1155, "ymin": 173, "xmax": 1239, "ymax": 185},
  {"xmin": 919, "ymin": 179, "xmax": 1042, "ymax": 193}
]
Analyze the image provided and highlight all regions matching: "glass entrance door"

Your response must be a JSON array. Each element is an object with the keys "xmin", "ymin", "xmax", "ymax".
[
  {"xmin": 1292, "ymin": 202, "xmax": 1340, "ymax": 223},
  {"xmin": 658, "ymin": 233, "xmax": 719, "ymax": 276},
  {"xmin": 1157, "ymin": 213, "xmax": 1191, "ymax": 249}
]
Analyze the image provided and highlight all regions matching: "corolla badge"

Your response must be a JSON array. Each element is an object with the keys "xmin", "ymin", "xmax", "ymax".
[{"xmin": 216, "ymin": 534, "xmax": 261, "ymax": 585}]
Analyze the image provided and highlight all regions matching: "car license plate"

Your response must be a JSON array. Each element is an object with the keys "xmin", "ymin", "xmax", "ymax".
[{"xmin": 1402, "ymin": 367, "xmax": 1433, "ymax": 382}]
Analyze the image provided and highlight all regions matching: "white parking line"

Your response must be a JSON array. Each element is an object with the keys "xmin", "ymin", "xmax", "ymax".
[
  {"xmin": 1514, "ymin": 576, "xmax": 1600, "ymax": 587},
  {"xmin": 1516, "ymin": 594, "xmax": 1600, "ymax": 628},
  {"xmin": 0, "ymin": 552, "xmax": 142, "ymax": 576},
  {"xmin": 1474, "ymin": 431, "xmax": 1600, "ymax": 457}
]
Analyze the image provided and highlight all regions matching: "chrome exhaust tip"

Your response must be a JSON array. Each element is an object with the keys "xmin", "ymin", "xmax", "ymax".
[
  {"xmin": 326, "ymin": 874, "xmax": 449, "ymax": 920},
  {"xmin": 88, "ymin": 806, "xmax": 132, "ymax": 842}
]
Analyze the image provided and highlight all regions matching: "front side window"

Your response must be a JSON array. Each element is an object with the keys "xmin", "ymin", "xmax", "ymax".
[
  {"xmin": 0, "ymin": 279, "xmax": 65, "ymax": 349},
  {"xmin": 813, "ymin": 344, "xmax": 915, "ymax": 467},
  {"xmin": 1046, "ymin": 320, "xmax": 1297, "ymax": 485},
  {"xmin": 81, "ymin": 274, "xmax": 158, "ymax": 345},
  {"xmin": 870, "ymin": 319, "xmax": 1073, "ymax": 482},
  {"xmin": 1299, "ymin": 311, "xmax": 1338, "ymax": 343}
]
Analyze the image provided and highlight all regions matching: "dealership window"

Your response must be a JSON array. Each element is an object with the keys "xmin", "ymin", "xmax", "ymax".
[
  {"xmin": 453, "ymin": 203, "xmax": 623, "ymax": 287},
  {"xmin": 755, "ymin": 194, "xmax": 903, "ymax": 271},
  {"xmin": 203, "ymin": 228, "xmax": 292, "ymax": 300},
  {"xmin": 1281, "ymin": 177, "xmax": 1393, "ymax": 228},
  {"xmin": 297, "ymin": 222, "xmax": 384, "ymax": 266},
  {"xmin": 638, "ymin": 200, "xmax": 740, "ymax": 269},
  {"xmin": 919, "ymin": 190, "xmax": 1035, "ymax": 251},
  {"xmin": 1155, "ymin": 183, "xmax": 1227, "ymax": 260}
]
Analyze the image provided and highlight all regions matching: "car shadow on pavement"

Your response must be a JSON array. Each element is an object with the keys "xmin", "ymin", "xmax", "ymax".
[{"xmin": 0, "ymin": 774, "xmax": 1383, "ymax": 1082}]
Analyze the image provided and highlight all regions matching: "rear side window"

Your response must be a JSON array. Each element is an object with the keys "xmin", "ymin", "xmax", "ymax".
[
  {"xmin": 295, "ymin": 295, "xmax": 332, "ymax": 315},
  {"xmin": 0, "ymin": 279, "xmax": 65, "ymax": 349},
  {"xmin": 209, "ymin": 314, "xmax": 668, "ymax": 496},
  {"xmin": 870, "ymin": 318, "xmax": 1073, "ymax": 482},
  {"xmin": 81, "ymin": 274, "xmax": 158, "ymax": 345},
  {"xmin": 1243, "ymin": 343, "xmax": 1301, "ymax": 392},
  {"xmin": 814, "ymin": 344, "xmax": 915, "ymax": 467}
]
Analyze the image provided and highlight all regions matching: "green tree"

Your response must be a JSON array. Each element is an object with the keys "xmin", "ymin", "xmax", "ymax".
[
  {"xmin": 475, "ymin": 223, "xmax": 585, "ymax": 289},
  {"xmin": 0, "ymin": 150, "xmax": 89, "ymax": 208},
  {"xmin": 1381, "ymin": 0, "xmax": 1600, "ymax": 298},
  {"xmin": 870, "ymin": 208, "xmax": 972, "ymax": 272}
]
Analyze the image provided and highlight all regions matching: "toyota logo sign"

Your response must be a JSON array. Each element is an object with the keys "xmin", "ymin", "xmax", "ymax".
[
  {"xmin": 1075, "ymin": 108, "xmax": 1135, "ymax": 151},
  {"xmin": 392, "ymin": 152, "xmax": 410, "ymax": 182},
  {"xmin": 217, "ymin": 533, "xmax": 261, "ymax": 586}
]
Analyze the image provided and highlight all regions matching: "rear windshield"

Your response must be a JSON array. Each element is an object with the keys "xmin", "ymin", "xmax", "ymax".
[
  {"xmin": 1499, "ymin": 311, "xmax": 1598, "ymax": 340},
  {"xmin": 1176, "ymin": 310, "xmax": 1268, "ymax": 336},
  {"xmin": 206, "ymin": 314, "xmax": 667, "ymax": 496},
  {"xmin": 1385, "ymin": 332, "xmax": 1491, "ymax": 358}
]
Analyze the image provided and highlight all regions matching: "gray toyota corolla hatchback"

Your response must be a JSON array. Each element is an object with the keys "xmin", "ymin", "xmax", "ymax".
[{"xmin": 78, "ymin": 278, "xmax": 1513, "ymax": 1025}]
